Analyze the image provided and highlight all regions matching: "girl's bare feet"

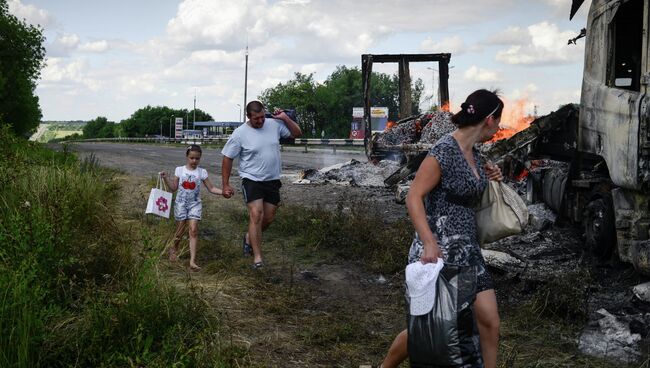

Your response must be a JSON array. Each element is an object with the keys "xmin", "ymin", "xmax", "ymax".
[
  {"xmin": 189, "ymin": 262, "xmax": 201, "ymax": 271},
  {"xmin": 168, "ymin": 247, "xmax": 178, "ymax": 262}
]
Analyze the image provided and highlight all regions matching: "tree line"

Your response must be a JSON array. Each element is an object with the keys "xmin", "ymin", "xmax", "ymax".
[
  {"xmin": 1, "ymin": 0, "xmax": 424, "ymax": 140},
  {"xmin": 0, "ymin": 0, "xmax": 45, "ymax": 137},
  {"xmin": 260, "ymin": 66, "xmax": 425, "ymax": 138},
  {"xmin": 82, "ymin": 107, "xmax": 213, "ymax": 139}
]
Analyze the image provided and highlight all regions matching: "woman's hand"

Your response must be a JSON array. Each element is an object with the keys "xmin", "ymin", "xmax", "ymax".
[
  {"xmin": 159, "ymin": 171, "xmax": 167, "ymax": 178},
  {"xmin": 420, "ymin": 241, "xmax": 443, "ymax": 264},
  {"xmin": 484, "ymin": 161, "xmax": 503, "ymax": 181}
]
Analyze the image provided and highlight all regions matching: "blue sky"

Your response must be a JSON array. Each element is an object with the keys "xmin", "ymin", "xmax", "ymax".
[{"xmin": 10, "ymin": 0, "xmax": 591, "ymax": 126}]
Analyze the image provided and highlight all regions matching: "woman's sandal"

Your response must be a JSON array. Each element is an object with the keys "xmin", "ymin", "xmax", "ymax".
[{"xmin": 252, "ymin": 261, "xmax": 264, "ymax": 269}]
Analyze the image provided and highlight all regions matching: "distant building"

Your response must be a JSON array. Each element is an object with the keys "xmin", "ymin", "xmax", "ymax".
[{"xmin": 193, "ymin": 121, "xmax": 243, "ymax": 137}]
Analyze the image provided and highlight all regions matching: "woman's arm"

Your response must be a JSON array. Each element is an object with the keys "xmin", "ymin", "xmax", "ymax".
[
  {"xmin": 202, "ymin": 177, "xmax": 223, "ymax": 195},
  {"xmin": 406, "ymin": 156, "xmax": 443, "ymax": 263}
]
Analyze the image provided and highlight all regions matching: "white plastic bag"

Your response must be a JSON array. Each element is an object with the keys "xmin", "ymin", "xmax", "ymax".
[{"xmin": 145, "ymin": 175, "xmax": 172, "ymax": 218}]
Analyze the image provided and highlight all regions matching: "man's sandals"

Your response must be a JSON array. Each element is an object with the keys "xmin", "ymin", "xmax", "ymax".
[{"xmin": 242, "ymin": 235, "xmax": 253, "ymax": 257}]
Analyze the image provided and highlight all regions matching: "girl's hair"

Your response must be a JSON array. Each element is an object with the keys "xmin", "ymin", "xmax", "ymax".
[
  {"xmin": 451, "ymin": 89, "xmax": 504, "ymax": 128},
  {"xmin": 186, "ymin": 144, "xmax": 202, "ymax": 156}
]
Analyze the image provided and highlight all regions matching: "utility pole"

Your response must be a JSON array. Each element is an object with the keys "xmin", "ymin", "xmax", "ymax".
[
  {"xmin": 193, "ymin": 89, "xmax": 196, "ymax": 131},
  {"xmin": 243, "ymin": 44, "xmax": 248, "ymax": 123}
]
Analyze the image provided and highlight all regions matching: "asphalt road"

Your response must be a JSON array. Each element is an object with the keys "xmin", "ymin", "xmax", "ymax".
[{"xmin": 67, "ymin": 142, "xmax": 367, "ymax": 177}]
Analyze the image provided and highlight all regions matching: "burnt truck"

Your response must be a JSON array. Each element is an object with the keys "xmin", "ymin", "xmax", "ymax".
[{"xmin": 363, "ymin": 0, "xmax": 650, "ymax": 274}]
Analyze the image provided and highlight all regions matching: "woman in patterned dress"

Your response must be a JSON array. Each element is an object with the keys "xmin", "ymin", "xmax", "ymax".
[{"xmin": 380, "ymin": 89, "xmax": 505, "ymax": 368}]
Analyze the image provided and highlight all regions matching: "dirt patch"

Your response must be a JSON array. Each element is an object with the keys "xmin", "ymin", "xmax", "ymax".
[{"xmin": 95, "ymin": 142, "xmax": 650, "ymax": 366}]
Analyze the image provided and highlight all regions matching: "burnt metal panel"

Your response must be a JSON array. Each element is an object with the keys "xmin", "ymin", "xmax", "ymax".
[
  {"xmin": 362, "ymin": 53, "xmax": 452, "ymax": 159},
  {"xmin": 579, "ymin": 0, "xmax": 641, "ymax": 189}
]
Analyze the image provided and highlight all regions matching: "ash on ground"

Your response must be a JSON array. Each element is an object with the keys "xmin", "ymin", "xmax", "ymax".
[
  {"xmin": 484, "ymin": 201, "xmax": 650, "ymax": 364},
  {"xmin": 294, "ymin": 159, "xmax": 400, "ymax": 187}
]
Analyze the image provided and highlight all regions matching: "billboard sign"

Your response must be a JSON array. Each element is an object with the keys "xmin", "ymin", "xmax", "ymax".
[
  {"xmin": 175, "ymin": 118, "xmax": 183, "ymax": 139},
  {"xmin": 350, "ymin": 107, "xmax": 388, "ymax": 139}
]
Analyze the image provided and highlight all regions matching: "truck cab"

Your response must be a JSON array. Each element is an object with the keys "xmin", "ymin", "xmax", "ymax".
[{"xmin": 574, "ymin": 0, "xmax": 650, "ymax": 272}]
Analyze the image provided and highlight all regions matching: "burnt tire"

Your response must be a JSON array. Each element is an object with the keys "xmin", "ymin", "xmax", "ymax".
[{"xmin": 584, "ymin": 194, "xmax": 616, "ymax": 259}]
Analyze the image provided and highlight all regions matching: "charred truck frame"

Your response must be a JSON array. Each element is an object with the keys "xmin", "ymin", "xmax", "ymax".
[
  {"xmin": 362, "ymin": 53, "xmax": 451, "ymax": 161},
  {"xmin": 362, "ymin": 0, "xmax": 650, "ymax": 274},
  {"xmin": 564, "ymin": 0, "xmax": 650, "ymax": 273},
  {"xmin": 516, "ymin": 0, "xmax": 650, "ymax": 274}
]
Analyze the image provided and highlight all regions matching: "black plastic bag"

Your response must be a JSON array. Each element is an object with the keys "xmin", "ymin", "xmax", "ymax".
[{"xmin": 406, "ymin": 265, "xmax": 483, "ymax": 368}]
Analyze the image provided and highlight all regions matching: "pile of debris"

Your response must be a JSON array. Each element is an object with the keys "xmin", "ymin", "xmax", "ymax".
[
  {"xmin": 373, "ymin": 111, "xmax": 456, "ymax": 149},
  {"xmin": 294, "ymin": 159, "xmax": 401, "ymax": 187}
]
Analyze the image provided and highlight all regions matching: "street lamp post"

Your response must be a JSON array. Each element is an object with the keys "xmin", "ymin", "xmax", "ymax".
[
  {"xmin": 169, "ymin": 115, "xmax": 173, "ymax": 140},
  {"xmin": 426, "ymin": 67, "xmax": 437, "ymax": 110}
]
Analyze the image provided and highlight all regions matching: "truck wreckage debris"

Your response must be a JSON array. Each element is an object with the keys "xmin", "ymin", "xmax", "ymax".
[{"xmin": 293, "ymin": 103, "xmax": 650, "ymax": 363}]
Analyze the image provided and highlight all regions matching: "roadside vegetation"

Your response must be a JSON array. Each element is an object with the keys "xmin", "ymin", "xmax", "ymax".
[
  {"xmin": 2, "ymin": 128, "xmax": 646, "ymax": 366},
  {"xmin": 0, "ymin": 126, "xmax": 243, "ymax": 367}
]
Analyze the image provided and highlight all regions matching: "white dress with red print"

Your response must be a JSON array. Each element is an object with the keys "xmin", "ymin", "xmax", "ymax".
[{"xmin": 173, "ymin": 166, "xmax": 208, "ymax": 221}]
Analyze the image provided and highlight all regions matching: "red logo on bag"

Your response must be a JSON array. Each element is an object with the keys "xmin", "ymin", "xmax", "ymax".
[
  {"xmin": 182, "ymin": 181, "xmax": 196, "ymax": 190},
  {"xmin": 156, "ymin": 197, "xmax": 169, "ymax": 212}
]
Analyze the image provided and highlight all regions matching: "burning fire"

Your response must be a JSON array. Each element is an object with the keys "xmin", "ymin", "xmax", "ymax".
[
  {"xmin": 488, "ymin": 97, "xmax": 535, "ymax": 142},
  {"xmin": 440, "ymin": 101, "xmax": 451, "ymax": 112}
]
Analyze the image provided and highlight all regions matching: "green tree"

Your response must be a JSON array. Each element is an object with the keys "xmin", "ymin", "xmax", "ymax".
[
  {"xmin": 83, "ymin": 117, "xmax": 115, "ymax": 138},
  {"xmin": 259, "ymin": 66, "xmax": 424, "ymax": 138},
  {"xmin": 120, "ymin": 106, "xmax": 213, "ymax": 137},
  {"xmin": 259, "ymin": 72, "xmax": 319, "ymax": 135},
  {"xmin": 0, "ymin": 0, "xmax": 46, "ymax": 136}
]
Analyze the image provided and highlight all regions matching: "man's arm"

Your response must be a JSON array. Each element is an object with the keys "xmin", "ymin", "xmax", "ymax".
[
  {"xmin": 274, "ymin": 111, "xmax": 302, "ymax": 138},
  {"xmin": 221, "ymin": 156, "xmax": 235, "ymax": 198}
]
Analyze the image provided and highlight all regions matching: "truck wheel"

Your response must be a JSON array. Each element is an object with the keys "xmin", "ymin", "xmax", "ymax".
[{"xmin": 584, "ymin": 194, "xmax": 616, "ymax": 259}]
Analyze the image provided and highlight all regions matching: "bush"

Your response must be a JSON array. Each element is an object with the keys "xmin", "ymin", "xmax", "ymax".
[{"xmin": 0, "ymin": 127, "xmax": 234, "ymax": 367}]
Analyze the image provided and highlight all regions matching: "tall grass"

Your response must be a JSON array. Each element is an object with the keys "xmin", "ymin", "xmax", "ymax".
[
  {"xmin": 266, "ymin": 197, "xmax": 413, "ymax": 273},
  {"xmin": 0, "ymin": 126, "xmax": 235, "ymax": 367}
]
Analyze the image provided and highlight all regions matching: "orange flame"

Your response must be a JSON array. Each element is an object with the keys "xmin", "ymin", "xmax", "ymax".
[
  {"xmin": 440, "ymin": 101, "xmax": 450, "ymax": 112},
  {"xmin": 488, "ymin": 97, "xmax": 535, "ymax": 142}
]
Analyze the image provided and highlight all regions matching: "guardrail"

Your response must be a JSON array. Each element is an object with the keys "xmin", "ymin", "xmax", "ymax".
[{"xmin": 66, "ymin": 137, "xmax": 365, "ymax": 153}]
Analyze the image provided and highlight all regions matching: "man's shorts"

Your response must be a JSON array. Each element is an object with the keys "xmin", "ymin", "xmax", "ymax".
[
  {"xmin": 174, "ymin": 200, "xmax": 202, "ymax": 221},
  {"xmin": 241, "ymin": 178, "xmax": 282, "ymax": 206}
]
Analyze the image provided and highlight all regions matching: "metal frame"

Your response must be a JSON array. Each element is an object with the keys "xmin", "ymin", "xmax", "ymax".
[{"xmin": 361, "ymin": 53, "xmax": 451, "ymax": 157}]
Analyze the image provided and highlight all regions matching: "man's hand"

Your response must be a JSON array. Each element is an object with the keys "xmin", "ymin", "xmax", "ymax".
[
  {"xmin": 222, "ymin": 184, "xmax": 235, "ymax": 198},
  {"xmin": 272, "ymin": 108, "xmax": 289, "ymax": 121}
]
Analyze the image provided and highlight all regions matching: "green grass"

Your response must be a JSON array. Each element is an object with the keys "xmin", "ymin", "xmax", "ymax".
[{"xmin": 0, "ymin": 125, "xmax": 237, "ymax": 367}]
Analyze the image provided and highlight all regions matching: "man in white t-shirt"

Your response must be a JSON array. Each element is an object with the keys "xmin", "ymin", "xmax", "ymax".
[{"xmin": 221, "ymin": 100, "xmax": 302, "ymax": 268}]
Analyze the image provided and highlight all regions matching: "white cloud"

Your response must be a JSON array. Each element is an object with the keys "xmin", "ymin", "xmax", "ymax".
[
  {"xmin": 186, "ymin": 50, "xmax": 241, "ymax": 65},
  {"xmin": 464, "ymin": 65, "xmax": 500, "ymax": 82},
  {"xmin": 495, "ymin": 22, "xmax": 584, "ymax": 65},
  {"xmin": 79, "ymin": 40, "xmax": 110, "ymax": 53},
  {"xmin": 420, "ymin": 36, "xmax": 477, "ymax": 55},
  {"xmin": 40, "ymin": 57, "xmax": 102, "ymax": 92},
  {"xmin": 8, "ymin": 0, "xmax": 55, "ymax": 27},
  {"xmin": 163, "ymin": 0, "xmax": 514, "ymax": 63},
  {"xmin": 485, "ymin": 26, "xmax": 530, "ymax": 46}
]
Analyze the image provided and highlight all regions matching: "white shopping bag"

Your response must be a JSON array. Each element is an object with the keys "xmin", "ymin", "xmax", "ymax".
[{"xmin": 145, "ymin": 175, "xmax": 173, "ymax": 218}]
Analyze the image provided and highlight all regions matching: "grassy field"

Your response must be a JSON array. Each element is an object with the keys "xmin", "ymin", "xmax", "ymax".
[
  {"xmin": 0, "ymin": 126, "xmax": 240, "ymax": 367},
  {"xmin": 31, "ymin": 123, "xmax": 84, "ymax": 143},
  {"xmin": 3, "ymin": 125, "xmax": 649, "ymax": 367}
]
